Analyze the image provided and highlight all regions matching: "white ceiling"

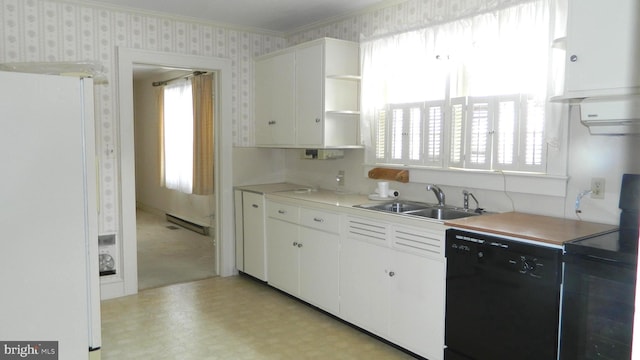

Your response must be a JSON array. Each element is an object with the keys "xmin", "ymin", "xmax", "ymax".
[{"xmin": 89, "ymin": 0, "xmax": 390, "ymax": 33}]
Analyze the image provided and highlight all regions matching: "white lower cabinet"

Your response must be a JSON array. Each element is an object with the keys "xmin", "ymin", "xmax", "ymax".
[
  {"xmin": 340, "ymin": 235, "xmax": 390, "ymax": 335},
  {"xmin": 388, "ymin": 248, "xmax": 445, "ymax": 360},
  {"xmin": 263, "ymin": 200, "xmax": 445, "ymax": 359},
  {"xmin": 341, "ymin": 215, "xmax": 445, "ymax": 360},
  {"xmin": 266, "ymin": 200, "xmax": 340, "ymax": 315}
]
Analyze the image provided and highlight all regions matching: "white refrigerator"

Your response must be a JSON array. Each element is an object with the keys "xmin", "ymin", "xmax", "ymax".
[{"xmin": 0, "ymin": 70, "xmax": 101, "ymax": 359}]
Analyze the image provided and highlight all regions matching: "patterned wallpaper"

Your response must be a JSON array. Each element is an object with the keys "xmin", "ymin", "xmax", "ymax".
[
  {"xmin": 0, "ymin": 0, "xmax": 286, "ymax": 232},
  {"xmin": 0, "ymin": 0, "xmax": 526, "ymax": 233}
]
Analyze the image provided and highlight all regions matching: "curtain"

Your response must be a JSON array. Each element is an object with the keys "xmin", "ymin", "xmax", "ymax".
[
  {"xmin": 192, "ymin": 73, "xmax": 215, "ymax": 195},
  {"xmin": 361, "ymin": 0, "xmax": 565, "ymax": 159}
]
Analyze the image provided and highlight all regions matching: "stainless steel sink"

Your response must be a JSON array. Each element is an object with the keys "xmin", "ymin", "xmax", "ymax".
[
  {"xmin": 355, "ymin": 200, "xmax": 482, "ymax": 220},
  {"xmin": 403, "ymin": 207, "xmax": 480, "ymax": 220},
  {"xmin": 361, "ymin": 201, "xmax": 431, "ymax": 213}
]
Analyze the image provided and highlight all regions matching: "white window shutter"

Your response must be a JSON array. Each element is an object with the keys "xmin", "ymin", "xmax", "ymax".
[
  {"xmin": 375, "ymin": 108, "xmax": 387, "ymax": 161},
  {"xmin": 424, "ymin": 101, "xmax": 445, "ymax": 166},
  {"xmin": 520, "ymin": 96, "xmax": 546, "ymax": 172},
  {"xmin": 390, "ymin": 108, "xmax": 404, "ymax": 161},
  {"xmin": 388, "ymin": 103, "xmax": 424, "ymax": 165},
  {"xmin": 493, "ymin": 95, "xmax": 520, "ymax": 171},
  {"xmin": 465, "ymin": 97, "xmax": 493, "ymax": 170},
  {"xmin": 448, "ymin": 97, "xmax": 466, "ymax": 168}
]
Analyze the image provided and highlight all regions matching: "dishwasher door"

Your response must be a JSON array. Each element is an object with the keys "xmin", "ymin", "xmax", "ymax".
[{"xmin": 444, "ymin": 229, "xmax": 562, "ymax": 360}]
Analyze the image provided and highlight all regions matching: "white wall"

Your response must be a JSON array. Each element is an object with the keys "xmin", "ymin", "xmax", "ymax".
[
  {"xmin": 133, "ymin": 71, "xmax": 214, "ymax": 226},
  {"xmin": 564, "ymin": 105, "xmax": 640, "ymax": 222},
  {"xmin": 233, "ymin": 147, "xmax": 287, "ymax": 186}
]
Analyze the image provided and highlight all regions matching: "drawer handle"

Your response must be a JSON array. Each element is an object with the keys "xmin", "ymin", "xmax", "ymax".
[
  {"xmin": 313, "ymin": 217, "xmax": 324, "ymax": 223},
  {"xmin": 252, "ymin": 204, "xmax": 259, "ymax": 208},
  {"xmin": 278, "ymin": 209, "xmax": 286, "ymax": 214}
]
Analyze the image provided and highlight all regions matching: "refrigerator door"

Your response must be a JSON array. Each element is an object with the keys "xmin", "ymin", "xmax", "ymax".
[{"xmin": 0, "ymin": 71, "xmax": 100, "ymax": 356}]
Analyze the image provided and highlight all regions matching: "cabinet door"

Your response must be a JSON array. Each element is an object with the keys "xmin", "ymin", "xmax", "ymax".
[
  {"xmin": 241, "ymin": 192, "xmax": 266, "ymax": 280},
  {"xmin": 340, "ymin": 236, "xmax": 390, "ymax": 337},
  {"xmin": 234, "ymin": 190, "xmax": 244, "ymax": 271},
  {"xmin": 299, "ymin": 226, "xmax": 340, "ymax": 314},
  {"xmin": 266, "ymin": 217, "xmax": 299, "ymax": 295},
  {"xmin": 564, "ymin": 0, "xmax": 640, "ymax": 96},
  {"xmin": 255, "ymin": 52, "xmax": 295, "ymax": 145},
  {"xmin": 388, "ymin": 250, "xmax": 445, "ymax": 360},
  {"xmin": 295, "ymin": 43, "xmax": 324, "ymax": 146}
]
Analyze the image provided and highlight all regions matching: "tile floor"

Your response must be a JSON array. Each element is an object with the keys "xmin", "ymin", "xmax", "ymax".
[
  {"xmin": 136, "ymin": 209, "xmax": 216, "ymax": 290},
  {"xmin": 101, "ymin": 276, "xmax": 417, "ymax": 359}
]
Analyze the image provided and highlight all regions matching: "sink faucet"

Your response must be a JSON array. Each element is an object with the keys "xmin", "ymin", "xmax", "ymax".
[
  {"xmin": 463, "ymin": 190, "xmax": 480, "ymax": 211},
  {"xmin": 426, "ymin": 184, "xmax": 445, "ymax": 206}
]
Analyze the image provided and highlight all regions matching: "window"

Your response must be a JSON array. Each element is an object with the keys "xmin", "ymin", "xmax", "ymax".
[
  {"xmin": 162, "ymin": 79, "xmax": 194, "ymax": 194},
  {"xmin": 159, "ymin": 72, "xmax": 215, "ymax": 195},
  {"xmin": 363, "ymin": 0, "xmax": 552, "ymax": 174}
]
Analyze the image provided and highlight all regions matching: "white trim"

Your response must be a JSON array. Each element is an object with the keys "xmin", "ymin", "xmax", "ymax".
[{"xmin": 112, "ymin": 47, "xmax": 234, "ymax": 299}]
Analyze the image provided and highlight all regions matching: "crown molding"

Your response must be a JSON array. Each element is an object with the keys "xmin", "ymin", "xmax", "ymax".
[
  {"xmin": 59, "ymin": 0, "xmax": 287, "ymax": 38},
  {"xmin": 285, "ymin": 0, "xmax": 408, "ymax": 37}
]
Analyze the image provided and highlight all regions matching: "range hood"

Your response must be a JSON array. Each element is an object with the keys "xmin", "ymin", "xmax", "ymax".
[{"xmin": 579, "ymin": 95, "xmax": 640, "ymax": 135}]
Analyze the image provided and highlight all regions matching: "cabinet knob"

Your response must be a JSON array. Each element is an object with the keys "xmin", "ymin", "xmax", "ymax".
[
  {"xmin": 293, "ymin": 242, "xmax": 298, "ymax": 247},
  {"xmin": 268, "ymin": 120, "xmax": 277, "ymax": 125},
  {"xmin": 252, "ymin": 204, "xmax": 259, "ymax": 208},
  {"xmin": 389, "ymin": 271, "xmax": 395, "ymax": 277},
  {"xmin": 297, "ymin": 243, "xmax": 303, "ymax": 248},
  {"xmin": 570, "ymin": 55, "xmax": 578, "ymax": 62},
  {"xmin": 315, "ymin": 118, "xmax": 321, "ymax": 123}
]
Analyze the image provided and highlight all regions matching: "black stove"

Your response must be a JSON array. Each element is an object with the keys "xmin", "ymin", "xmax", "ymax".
[
  {"xmin": 564, "ymin": 230, "xmax": 637, "ymax": 267},
  {"xmin": 559, "ymin": 174, "xmax": 639, "ymax": 360}
]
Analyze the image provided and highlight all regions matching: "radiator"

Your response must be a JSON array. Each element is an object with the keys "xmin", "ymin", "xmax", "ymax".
[{"xmin": 165, "ymin": 214, "xmax": 209, "ymax": 235}]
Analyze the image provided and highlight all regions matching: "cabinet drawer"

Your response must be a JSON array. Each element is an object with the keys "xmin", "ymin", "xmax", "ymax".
[
  {"xmin": 266, "ymin": 201, "xmax": 299, "ymax": 223},
  {"xmin": 300, "ymin": 208, "xmax": 339, "ymax": 233}
]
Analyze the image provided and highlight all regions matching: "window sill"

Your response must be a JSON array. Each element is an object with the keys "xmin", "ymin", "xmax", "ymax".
[{"xmin": 363, "ymin": 164, "xmax": 568, "ymax": 198}]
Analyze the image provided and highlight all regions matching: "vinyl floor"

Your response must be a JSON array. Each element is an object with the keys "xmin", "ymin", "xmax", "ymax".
[{"xmin": 100, "ymin": 276, "xmax": 417, "ymax": 359}]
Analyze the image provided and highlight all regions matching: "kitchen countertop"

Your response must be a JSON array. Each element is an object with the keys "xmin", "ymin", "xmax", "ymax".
[
  {"xmin": 445, "ymin": 212, "xmax": 618, "ymax": 246},
  {"xmin": 236, "ymin": 183, "xmax": 619, "ymax": 246}
]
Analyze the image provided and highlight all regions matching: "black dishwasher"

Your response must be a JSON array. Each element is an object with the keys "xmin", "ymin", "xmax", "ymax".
[{"xmin": 445, "ymin": 229, "xmax": 563, "ymax": 360}]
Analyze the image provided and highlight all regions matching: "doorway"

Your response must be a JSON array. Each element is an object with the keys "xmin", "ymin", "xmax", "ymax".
[
  {"xmin": 132, "ymin": 66, "xmax": 216, "ymax": 290},
  {"xmin": 112, "ymin": 48, "xmax": 234, "ymax": 299}
]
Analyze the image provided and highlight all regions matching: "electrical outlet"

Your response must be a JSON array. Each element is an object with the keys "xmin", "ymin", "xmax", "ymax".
[{"xmin": 591, "ymin": 178, "xmax": 605, "ymax": 199}]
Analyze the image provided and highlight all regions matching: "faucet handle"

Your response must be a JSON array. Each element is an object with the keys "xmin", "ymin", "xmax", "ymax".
[{"xmin": 462, "ymin": 189, "xmax": 480, "ymax": 211}]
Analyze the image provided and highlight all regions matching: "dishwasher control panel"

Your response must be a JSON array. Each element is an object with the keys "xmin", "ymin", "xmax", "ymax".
[{"xmin": 446, "ymin": 229, "xmax": 562, "ymax": 283}]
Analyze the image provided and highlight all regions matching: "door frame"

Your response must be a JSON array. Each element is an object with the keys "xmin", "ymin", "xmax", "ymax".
[{"xmin": 110, "ymin": 47, "xmax": 234, "ymax": 298}]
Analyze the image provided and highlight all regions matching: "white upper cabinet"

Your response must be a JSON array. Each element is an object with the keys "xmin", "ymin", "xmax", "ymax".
[
  {"xmin": 255, "ymin": 38, "xmax": 361, "ymax": 148},
  {"xmin": 255, "ymin": 51, "xmax": 295, "ymax": 145},
  {"xmin": 559, "ymin": 0, "xmax": 640, "ymax": 99}
]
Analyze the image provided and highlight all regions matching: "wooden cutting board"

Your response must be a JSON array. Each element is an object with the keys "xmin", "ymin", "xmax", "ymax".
[{"xmin": 368, "ymin": 168, "xmax": 409, "ymax": 183}]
